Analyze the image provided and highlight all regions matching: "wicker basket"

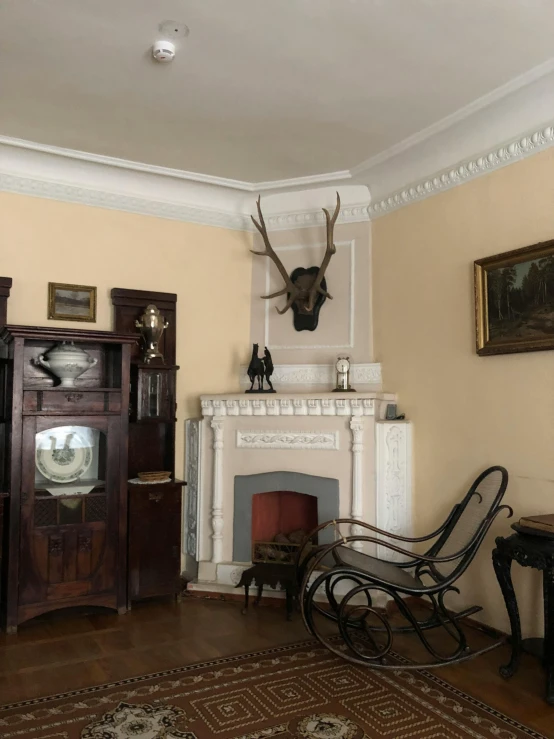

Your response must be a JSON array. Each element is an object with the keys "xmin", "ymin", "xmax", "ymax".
[{"xmin": 137, "ymin": 471, "xmax": 172, "ymax": 482}]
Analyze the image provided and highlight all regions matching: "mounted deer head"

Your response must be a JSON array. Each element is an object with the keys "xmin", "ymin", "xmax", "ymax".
[{"xmin": 250, "ymin": 192, "xmax": 340, "ymax": 332}]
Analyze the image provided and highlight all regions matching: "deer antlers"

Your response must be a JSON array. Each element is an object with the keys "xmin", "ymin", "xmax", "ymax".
[
  {"xmin": 250, "ymin": 197, "xmax": 301, "ymax": 314},
  {"xmin": 250, "ymin": 192, "xmax": 341, "ymax": 315}
]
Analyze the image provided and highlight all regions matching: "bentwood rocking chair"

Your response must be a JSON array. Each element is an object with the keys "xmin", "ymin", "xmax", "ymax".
[{"xmin": 296, "ymin": 466, "xmax": 512, "ymax": 669}]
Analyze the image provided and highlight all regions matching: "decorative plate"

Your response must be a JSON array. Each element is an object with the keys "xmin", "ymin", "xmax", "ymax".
[{"xmin": 36, "ymin": 429, "xmax": 93, "ymax": 484}]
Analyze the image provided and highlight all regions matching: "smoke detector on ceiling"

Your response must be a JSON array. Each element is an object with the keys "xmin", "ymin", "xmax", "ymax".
[{"xmin": 152, "ymin": 40, "xmax": 176, "ymax": 63}]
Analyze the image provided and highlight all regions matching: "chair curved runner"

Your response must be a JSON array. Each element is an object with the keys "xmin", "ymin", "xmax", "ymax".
[{"xmin": 296, "ymin": 466, "xmax": 512, "ymax": 670}]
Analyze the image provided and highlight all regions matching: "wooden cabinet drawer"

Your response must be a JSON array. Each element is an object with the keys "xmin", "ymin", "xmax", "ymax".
[{"xmin": 23, "ymin": 390, "xmax": 121, "ymax": 414}]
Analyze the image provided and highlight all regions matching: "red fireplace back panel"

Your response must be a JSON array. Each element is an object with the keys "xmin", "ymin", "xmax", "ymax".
[{"xmin": 251, "ymin": 491, "xmax": 318, "ymax": 542}]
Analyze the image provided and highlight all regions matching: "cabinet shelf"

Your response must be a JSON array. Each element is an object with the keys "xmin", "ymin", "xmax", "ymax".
[
  {"xmin": 34, "ymin": 483, "xmax": 106, "ymax": 497},
  {"xmin": 24, "ymin": 386, "xmax": 122, "ymax": 392}
]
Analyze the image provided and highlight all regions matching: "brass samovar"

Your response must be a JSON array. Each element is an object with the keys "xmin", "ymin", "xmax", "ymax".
[{"xmin": 135, "ymin": 304, "xmax": 169, "ymax": 363}]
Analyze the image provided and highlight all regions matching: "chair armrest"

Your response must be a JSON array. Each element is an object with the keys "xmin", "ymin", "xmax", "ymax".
[
  {"xmin": 299, "ymin": 505, "xmax": 513, "ymax": 598},
  {"xmin": 316, "ymin": 505, "xmax": 513, "ymax": 566},
  {"xmin": 299, "ymin": 510, "xmax": 459, "ymax": 551}
]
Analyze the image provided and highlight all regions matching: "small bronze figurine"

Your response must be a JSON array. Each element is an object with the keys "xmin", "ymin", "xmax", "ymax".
[
  {"xmin": 263, "ymin": 347, "xmax": 274, "ymax": 391},
  {"xmin": 135, "ymin": 304, "xmax": 168, "ymax": 363},
  {"xmin": 246, "ymin": 344, "xmax": 276, "ymax": 393}
]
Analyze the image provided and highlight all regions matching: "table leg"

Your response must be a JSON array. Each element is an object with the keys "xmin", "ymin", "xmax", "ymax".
[
  {"xmin": 492, "ymin": 547, "xmax": 522, "ymax": 678},
  {"xmin": 242, "ymin": 583, "xmax": 249, "ymax": 615},
  {"xmin": 285, "ymin": 586, "xmax": 293, "ymax": 621},
  {"xmin": 543, "ymin": 567, "xmax": 554, "ymax": 705},
  {"xmin": 253, "ymin": 583, "xmax": 263, "ymax": 606}
]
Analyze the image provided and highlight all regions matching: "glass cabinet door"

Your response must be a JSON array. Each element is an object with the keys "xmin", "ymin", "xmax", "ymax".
[
  {"xmin": 136, "ymin": 368, "xmax": 173, "ymax": 420},
  {"xmin": 33, "ymin": 424, "xmax": 107, "ymax": 527},
  {"xmin": 18, "ymin": 417, "xmax": 119, "ymax": 609}
]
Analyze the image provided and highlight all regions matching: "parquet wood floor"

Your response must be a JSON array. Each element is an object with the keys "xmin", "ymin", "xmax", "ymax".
[{"xmin": 0, "ymin": 597, "xmax": 552, "ymax": 737}]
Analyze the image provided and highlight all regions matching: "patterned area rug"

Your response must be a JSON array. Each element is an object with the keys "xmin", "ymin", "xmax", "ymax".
[{"xmin": 0, "ymin": 640, "xmax": 547, "ymax": 739}]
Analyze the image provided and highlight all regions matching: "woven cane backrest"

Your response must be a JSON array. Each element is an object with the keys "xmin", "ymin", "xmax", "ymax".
[{"xmin": 431, "ymin": 467, "xmax": 507, "ymax": 577}]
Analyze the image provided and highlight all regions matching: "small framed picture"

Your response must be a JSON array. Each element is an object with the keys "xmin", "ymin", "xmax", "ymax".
[
  {"xmin": 48, "ymin": 282, "xmax": 97, "ymax": 322},
  {"xmin": 385, "ymin": 403, "xmax": 397, "ymax": 420}
]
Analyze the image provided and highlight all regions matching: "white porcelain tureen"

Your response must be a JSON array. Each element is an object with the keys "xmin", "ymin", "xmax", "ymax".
[{"xmin": 37, "ymin": 341, "xmax": 98, "ymax": 388}]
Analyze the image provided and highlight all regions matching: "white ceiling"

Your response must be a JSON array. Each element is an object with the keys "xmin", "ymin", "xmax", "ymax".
[{"xmin": 2, "ymin": 0, "xmax": 554, "ymax": 182}]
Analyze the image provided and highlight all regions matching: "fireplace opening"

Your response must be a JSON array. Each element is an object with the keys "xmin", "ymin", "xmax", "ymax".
[
  {"xmin": 233, "ymin": 472, "xmax": 339, "ymax": 563},
  {"xmin": 251, "ymin": 490, "xmax": 318, "ymax": 564}
]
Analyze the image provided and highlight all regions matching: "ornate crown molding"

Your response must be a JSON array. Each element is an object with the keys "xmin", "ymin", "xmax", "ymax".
[
  {"xmin": 6, "ymin": 60, "xmax": 554, "ymax": 226},
  {"xmin": 0, "ymin": 171, "xmax": 251, "ymax": 231},
  {"xmin": 368, "ymin": 125, "xmax": 554, "ymax": 218},
  {"xmin": 236, "ymin": 430, "xmax": 339, "ymax": 450},
  {"xmin": 262, "ymin": 203, "xmax": 369, "ymax": 231},
  {"xmin": 239, "ymin": 363, "xmax": 382, "ymax": 388},
  {"xmin": 254, "ymin": 184, "xmax": 370, "ymax": 231},
  {"xmin": 0, "ymin": 137, "xmax": 365, "ymax": 231}
]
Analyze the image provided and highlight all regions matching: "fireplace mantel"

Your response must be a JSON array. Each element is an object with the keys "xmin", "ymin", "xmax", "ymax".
[
  {"xmin": 200, "ymin": 391, "xmax": 395, "ymax": 418},
  {"xmin": 185, "ymin": 391, "xmax": 412, "ymax": 594}
]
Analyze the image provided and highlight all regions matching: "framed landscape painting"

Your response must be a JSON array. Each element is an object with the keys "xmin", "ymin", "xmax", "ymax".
[
  {"xmin": 475, "ymin": 239, "xmax": 554, "ymax": 356},
  {"xmin": 48, "ymin": 282, "xmax": 97, "ymax": 322}
]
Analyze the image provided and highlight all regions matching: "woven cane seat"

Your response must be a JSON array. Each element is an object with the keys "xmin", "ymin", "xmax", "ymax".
[{"xmin": 333, "ymin": 545, "xmax": 423, "ymax": 591}]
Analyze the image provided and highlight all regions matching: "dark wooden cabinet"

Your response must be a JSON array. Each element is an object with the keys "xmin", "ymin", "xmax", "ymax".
[
  {"xmin": 0, "ymin": 325, "xmax": 134, "ymax": 633},
  {"xmin": 111, "ymin": 288, "xmax": 184, "ymax": 604},
  {"xmin": 128, "ymin": 480, "xmax": 184, "ymax": 602},
  {"xmin": 0, "ymin": 277, "xmax": 11, "ymax": 584}
]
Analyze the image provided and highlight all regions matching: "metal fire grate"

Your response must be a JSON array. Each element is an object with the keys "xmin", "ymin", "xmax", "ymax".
[{"xmin": 252, "ymin": 540, "xmax": 300, "ymax": 565}]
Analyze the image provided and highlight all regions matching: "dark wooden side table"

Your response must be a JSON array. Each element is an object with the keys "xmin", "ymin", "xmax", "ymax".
[
  {"xmin": 493, "ymin": 525, "xmax": 554, "ymax": 704},
  {"xmin": 236, "ymin": 563, "xmax": 297, "ymax": 620}
]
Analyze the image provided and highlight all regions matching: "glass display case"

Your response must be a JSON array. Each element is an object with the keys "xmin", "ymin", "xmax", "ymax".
[
  {"xmin": 33, "ymin": 425, "xmax": 106, "ymax": 527},
  {"xmin": 0, "ymin": 325, "xmax": 135, "ymax": 633}
]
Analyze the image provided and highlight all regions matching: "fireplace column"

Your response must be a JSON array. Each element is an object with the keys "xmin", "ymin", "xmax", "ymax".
[
  {"xmin": 210, "ymin": 416, "xmax": 224, "ymax": 564},
  {"xmin": 350, "ymin": 418, "xmax": 364, "ymax": 551}
]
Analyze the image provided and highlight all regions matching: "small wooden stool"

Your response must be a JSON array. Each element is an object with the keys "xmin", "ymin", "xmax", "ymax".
[{"xmin": 236, "ymin": 563, "xmax": 297, "ymax": 620}]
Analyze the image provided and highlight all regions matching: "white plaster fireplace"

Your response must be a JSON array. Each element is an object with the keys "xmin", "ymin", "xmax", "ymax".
[{"xmin": 185, "ymin": 392, "xmax": 412, "ymax": 594}]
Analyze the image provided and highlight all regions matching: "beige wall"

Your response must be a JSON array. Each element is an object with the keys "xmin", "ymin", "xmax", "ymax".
[
  {"xmin": 0, "ymin": 191, "xmax": 252, "ymax": 477},
  {"xmin": 372, "ymin": 147, "xmax": 554, "ymax": 635}
]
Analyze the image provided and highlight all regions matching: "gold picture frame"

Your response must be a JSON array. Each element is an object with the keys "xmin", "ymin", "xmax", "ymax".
[
  {"xmin": 475, "ymin": 238, "xmax": 554, "ymax": 356},
  {"xmin": 48, "ymin": 282, "xmax": 97, "ymax": 322}
]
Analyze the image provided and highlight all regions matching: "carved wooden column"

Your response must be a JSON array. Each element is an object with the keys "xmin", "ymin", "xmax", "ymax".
[
  {"xmin": 210, "ymin": 416, "xmax": 224, "ymax": 564},
  {"xmin": 350, "ymin": 418, "xmax": 364, "ymax": 551}
]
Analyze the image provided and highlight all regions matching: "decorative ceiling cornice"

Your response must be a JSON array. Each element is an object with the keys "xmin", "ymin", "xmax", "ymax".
[
  {"xmin": 353, "ymin": 57, "xmax": 554, "ymax": 177},
  {"xmin": 0, "ymin": 137, "xmax": 365, "ymax": 231},
  {"xmin": 0, "ymin": 136, "xmax": 351, "ymax": 193},
  {"xmin": 0, "ymin": 171, "xmax": 252, "ymax": 231},
  {"xmin": 262, "ymin": 203, "xmax": 369, "ymax": 231},
  {"xmin": 3, "ymin": 57, "xmax": 554, "ymax": 227},
  {"xmin": 368, "ymin": 124, "xmax": 554, "ymax": 218}
]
